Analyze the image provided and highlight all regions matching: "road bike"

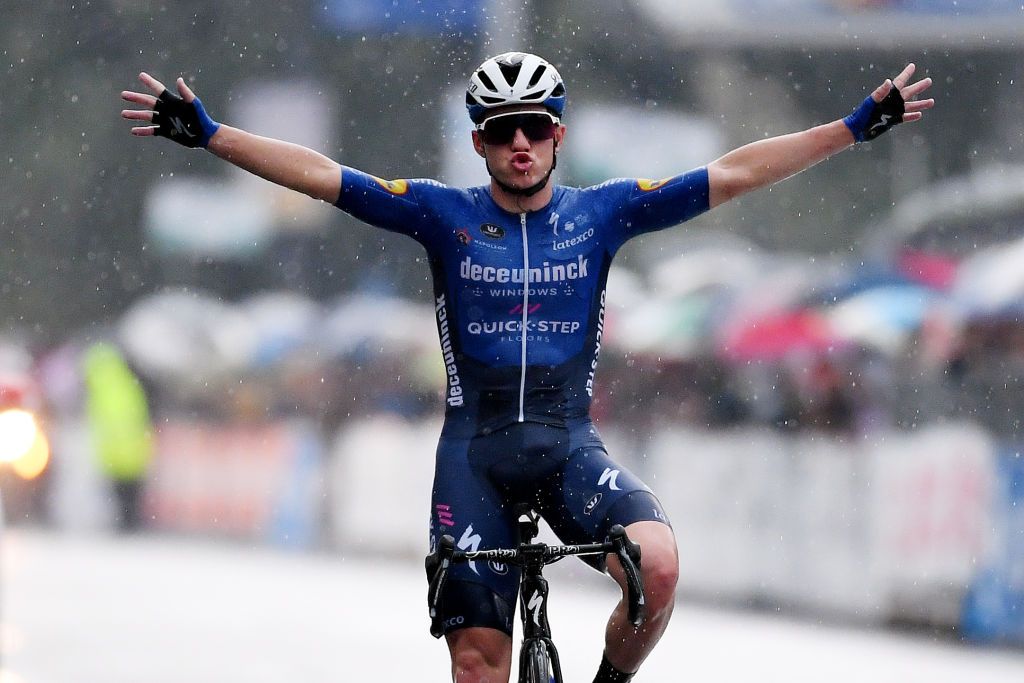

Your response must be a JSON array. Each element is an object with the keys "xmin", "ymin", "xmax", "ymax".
[{"xmin": 426, "ymin": 510, "xmax": 645, "ymax": 683}]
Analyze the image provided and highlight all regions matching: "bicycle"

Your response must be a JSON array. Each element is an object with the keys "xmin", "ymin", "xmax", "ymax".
[{"xmin": 426, "ymin": 510, "xmax": 646, "ymax": 683}]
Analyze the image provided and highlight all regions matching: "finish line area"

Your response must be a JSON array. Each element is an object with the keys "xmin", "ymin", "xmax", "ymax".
[{"xmin": 2, "ymin": 529, "xmax": 1022, "ymax": 682}]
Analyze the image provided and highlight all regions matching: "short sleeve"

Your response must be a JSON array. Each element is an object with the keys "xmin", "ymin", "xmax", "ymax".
[
  {"xmin": 334, "ymin": 167, "xmax": 439, "ymax": 243},
  {"xmin": 602, "ymin": 168, "xmax": 711, "ymax": 253}
]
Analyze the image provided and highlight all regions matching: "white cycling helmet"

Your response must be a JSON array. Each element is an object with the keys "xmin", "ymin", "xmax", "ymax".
[{"xmin": 466, "ymin": 52, "xmax": 566, "ymax": 124}]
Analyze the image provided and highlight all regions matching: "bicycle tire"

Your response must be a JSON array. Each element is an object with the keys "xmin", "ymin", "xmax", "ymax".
[{"xmin": 521, "ymin": 639, "xmax": 554, "ymax": 683}]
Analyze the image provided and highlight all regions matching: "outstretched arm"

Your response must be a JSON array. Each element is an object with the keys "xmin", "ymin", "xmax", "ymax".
[
  {"xmin": 121, "ymin": 72, "xmax": 342, "ymax": 203},
  {"xmin": 706, "ymin": 63, "xmax": 934, "ymax": 208}
]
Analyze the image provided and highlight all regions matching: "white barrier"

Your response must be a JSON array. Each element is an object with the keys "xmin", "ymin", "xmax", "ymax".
[
  {"xmin": 327, "ymin": 415, "xmax": 441, "ymax": 556},
  {"xmin": 326, "ymin": 417, "xmax": 997, "ymax": 627}
]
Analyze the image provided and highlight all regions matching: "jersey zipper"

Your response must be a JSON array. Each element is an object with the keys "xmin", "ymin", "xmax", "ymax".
[{"xmin": 517, "ymin": 211, "xmax": 529, "ymax": 422}]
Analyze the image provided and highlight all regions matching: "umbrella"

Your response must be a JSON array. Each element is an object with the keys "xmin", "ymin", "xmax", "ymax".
[
  {"xmin": 826, "ymin": 284, "xmax": 939, "ymax": 355},
  {"xmin": 952, "ymin": 237, "xmax": 1024, "ymax": 316},
  {"xmin": 719, "ymin": 308, "xmax": 842, "ymax": 363}
]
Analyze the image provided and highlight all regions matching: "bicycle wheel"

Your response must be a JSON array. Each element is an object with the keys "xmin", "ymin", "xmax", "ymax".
[{"xmin": 520, "ymin": 639, "xmax": 554, "ymax": 683}]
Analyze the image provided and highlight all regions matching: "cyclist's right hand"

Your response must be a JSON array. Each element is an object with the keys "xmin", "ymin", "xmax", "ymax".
[{"xmin": 121, "ymin": 72, "xmax": 220, "ymax": 148}]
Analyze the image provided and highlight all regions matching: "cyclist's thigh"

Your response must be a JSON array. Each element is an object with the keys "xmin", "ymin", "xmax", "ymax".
[
  {"xmin": 429, "ymin": 437, "xmax": 519, "ymax": 636},
  {"xmin": 541, "ymin": 445, "xmax": 670, "ymax": 569}
]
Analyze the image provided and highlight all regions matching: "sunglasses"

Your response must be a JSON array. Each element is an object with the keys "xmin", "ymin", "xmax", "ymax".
[{"xmin": 476, "ymin": 111, "xmax": 560, "ymax": 146}]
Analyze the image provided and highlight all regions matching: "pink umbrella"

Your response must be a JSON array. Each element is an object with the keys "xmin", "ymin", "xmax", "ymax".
[{"xmin": 719, "ymin": 309, "xmax": 843, "ymax": 362}]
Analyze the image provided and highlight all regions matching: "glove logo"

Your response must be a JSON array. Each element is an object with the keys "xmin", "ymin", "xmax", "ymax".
[
  {"xmin": 169, "ymin": 116, "xmax": 196, "ymax": 139},
  {"xmin": 870, "ymin": 114, "xmax": 892, "ymax": 134}
]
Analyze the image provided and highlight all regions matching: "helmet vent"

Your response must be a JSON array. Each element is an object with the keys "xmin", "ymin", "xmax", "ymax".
[
  {"xmin": 527, "ymin": 65, "xmax": 546, "ymax": 88},
  {"xmin": 498, "ymin": 62, "xmax": 523, "ymax": 86},
  {"xmin": 477, "ymin": 71, "xmax": 497, "ymax": 92}
]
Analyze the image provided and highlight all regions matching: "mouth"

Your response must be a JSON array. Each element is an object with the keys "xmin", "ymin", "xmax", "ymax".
[{"xmin": 511, "ymin": 153, "xmax": 533, "ymax": 174}]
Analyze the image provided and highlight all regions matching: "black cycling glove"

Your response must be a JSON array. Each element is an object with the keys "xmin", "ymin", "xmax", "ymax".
[
  {"xmin": 152, "ymin": 88, "xmax": 220, "ymax": 148},
  {"xmin": 843, "ymin": 83, "xmax": 905, "ymax": 142}
]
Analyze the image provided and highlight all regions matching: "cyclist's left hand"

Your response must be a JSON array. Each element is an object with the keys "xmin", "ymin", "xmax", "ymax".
[{"xmin": 872, "ymin": 63, "xmax": 934, "ymax": 123}]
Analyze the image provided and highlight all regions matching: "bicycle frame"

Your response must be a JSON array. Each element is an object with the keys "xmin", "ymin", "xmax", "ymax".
[{"xmin": 426, "ymin": 512, "xmax": 645, "ymax": 683}]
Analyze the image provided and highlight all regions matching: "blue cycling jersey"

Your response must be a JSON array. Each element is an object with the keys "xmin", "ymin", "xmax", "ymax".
[{"xmin": 335, "ymin": 167, "xmax": 710, "ymax": 439}]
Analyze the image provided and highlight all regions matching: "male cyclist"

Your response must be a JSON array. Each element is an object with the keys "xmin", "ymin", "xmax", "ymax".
[{"xmin": 121, "ymin": 52, "xmax": 933, "ymax": 683}]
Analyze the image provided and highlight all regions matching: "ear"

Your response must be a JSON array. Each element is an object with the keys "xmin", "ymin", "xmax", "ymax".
[
  {"xmin": 471, "ymin": 129, "xmax": 486, "ymax": 158},
  {"xmin": 554, "ymin": 124, "xmax": 566, "ymax": 153}
]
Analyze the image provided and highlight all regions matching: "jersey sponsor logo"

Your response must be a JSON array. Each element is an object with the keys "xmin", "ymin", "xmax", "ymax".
[
  {"xmin": 466, "ymin": 319, "xmax": 581, "ymax": 336},
  {"xmin": 637, "ymin": 177, "xmax": 671, "ymax": 192},
  {"xmin": 459, "ymin": 255, "xmax": 589, "ymax": 284},
  {"xmin": 488, "ymin": 561, "xmax": 509, "ymax": 576},
  {"xmin": 583, "ymin": 492, "xmax": 603, "ymax": 515},
  {"xmin": 598, "ymin": 467, "xmax": 622, "ymax": 491},
  {"xmin": 435, "ymin": 295, "xmax": 464, "ymax": 407},
  {"xmin": 585, "ymin": 289, "xmax": 606, "ymax": 397},
  {"xmin": 458, "ymin": 524, "xmax": 482, "ymax": 575},
  {"xmin": 456, "ymin": 228, "xmax": 472, "ymax": 245},
  {"xmin": 444, "ymin": 615, "xmax": 465, "ymax": 629},
  {"xmin": 371, "ymin": 176, "xmax": 409, "ymax": 195},
  {"xmin": 480, "ymin": 223, "xmax": 505, "ymax": 239},
  {"xmin": 509, "ymin": 302, "xmax": 541, "ymax": 315},
  {"xmin": 490, "ymin": 287, "xmax": 557, "ymax": 297},
  {"xmin": 552, "ymin": 226, "xmax": 595, "ymax": 251},
  {"xmin": 436, "ymin": 503, "xmax": 455, "ymax": 527}
]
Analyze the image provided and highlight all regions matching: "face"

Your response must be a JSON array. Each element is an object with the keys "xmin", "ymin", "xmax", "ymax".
[{"xmin": 472, "ymin": 105, "xmax": 566, "ymax": 192}]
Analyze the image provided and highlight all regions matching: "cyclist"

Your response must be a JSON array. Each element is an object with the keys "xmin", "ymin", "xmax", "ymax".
[{"xmin": 121, "ymin": 52, "xmax": 933, "ymax": 683}]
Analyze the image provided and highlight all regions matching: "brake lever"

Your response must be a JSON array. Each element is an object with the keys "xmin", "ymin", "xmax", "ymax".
[
  {"xmin": 607, "ymin": 524, "xmax": 646, "ymax": 627},
  {"xmin": 426, "ymin": 534, "xmax": 456, "ymax": 638}
]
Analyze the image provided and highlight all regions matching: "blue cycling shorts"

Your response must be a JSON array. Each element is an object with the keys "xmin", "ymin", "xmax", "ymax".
[{"xmin": 427, "ymin": 421, "xmax": 670, "ymax": 636}]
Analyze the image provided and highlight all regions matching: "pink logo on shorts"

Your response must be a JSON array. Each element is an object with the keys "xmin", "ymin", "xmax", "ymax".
[{"xmin": 436, "ymin": 504, "xmax": 455, "ymax": 527}]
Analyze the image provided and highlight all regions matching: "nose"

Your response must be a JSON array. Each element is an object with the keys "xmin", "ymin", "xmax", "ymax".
[{"xmin": 510, "ymin": 127, "xmax": 531, "ymax": 150}]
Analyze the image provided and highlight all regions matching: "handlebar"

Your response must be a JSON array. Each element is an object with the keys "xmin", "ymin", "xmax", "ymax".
[{"xmin": 425, "ymin": 523, "xmax": 646, "ymax": 637}]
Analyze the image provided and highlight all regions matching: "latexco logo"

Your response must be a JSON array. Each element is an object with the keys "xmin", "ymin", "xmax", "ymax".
[{"xmin": 552, "ymin": 226, "xmax": 595, "ymax": 251}]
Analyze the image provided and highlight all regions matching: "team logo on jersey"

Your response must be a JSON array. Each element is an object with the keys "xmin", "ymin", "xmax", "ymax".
[
  {"xmin": 480, "ymin": 223, "xmax": 505, "ymax": 239},
  {"xmin": 583, "ymin": 493, "xmax": 603, "ymax": 515},
  {"xmin": 456, "ymin": 228, "xmax": 472, "ymax": 245},
  {"xmin": 371, "ymin": 176, "xmax": 409, "ymax": 195},
  {"xmin": 636, "ymin": 177, "xmax": 671, "ymax": 192}
]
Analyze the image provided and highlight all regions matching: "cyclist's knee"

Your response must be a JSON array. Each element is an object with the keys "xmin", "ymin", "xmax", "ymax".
[
  {"xmin": 447, "ymin": 627, "xmax": 512, "ymax": 682},
  {"xmin": 623, "ymin": 521, "xmax": 679, "ymax": 610}
]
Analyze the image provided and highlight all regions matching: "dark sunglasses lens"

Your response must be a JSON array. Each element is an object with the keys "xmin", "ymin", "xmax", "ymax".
[
  {"xmin": 520, "ymin": 116, "xmax": 556, "ymax": 141},
  {"xmin": 481, "ymin": 115, "xmax": 556, "ymax": 145}
]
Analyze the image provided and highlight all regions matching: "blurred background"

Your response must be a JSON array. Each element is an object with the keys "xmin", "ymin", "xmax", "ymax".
[{"xmin": 2, "ymin": 0, "xmax": 1024, "ymax": 670}]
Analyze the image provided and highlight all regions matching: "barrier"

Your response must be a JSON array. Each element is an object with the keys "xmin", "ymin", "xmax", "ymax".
[
  {"xmin": 962, "ymin": 448, "xmax": 1024, "ymax": 645},
  {"xmin": 146, "ymin": 419, "xmax": 325, "ymax": 548},
  {"xmin": 325, "ymin": 416, "xmax": 1004, "ymax": 631}
]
